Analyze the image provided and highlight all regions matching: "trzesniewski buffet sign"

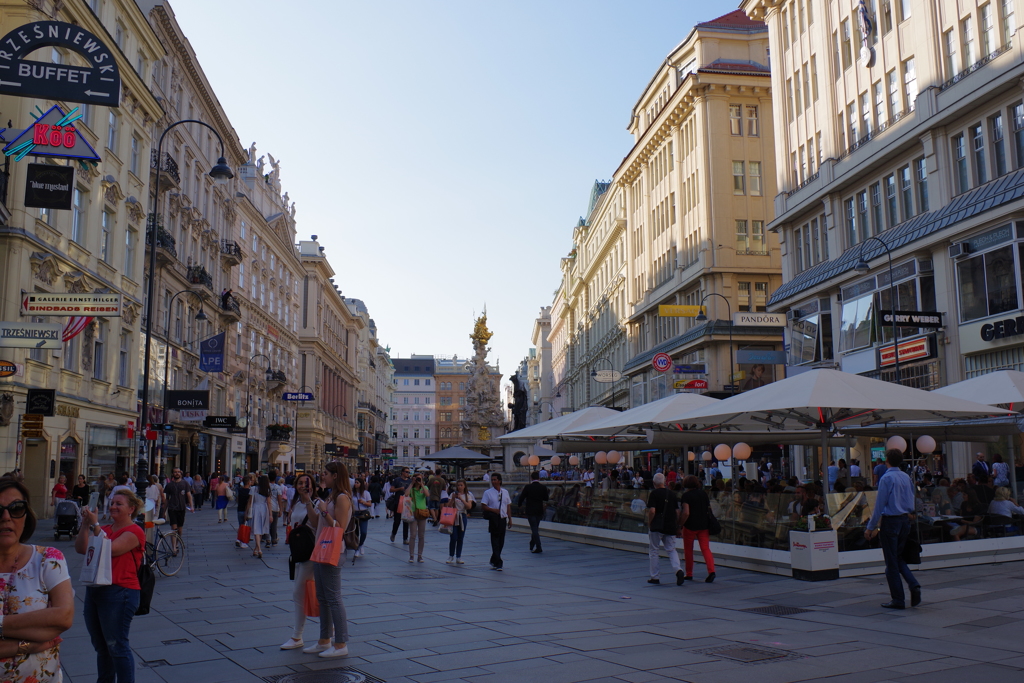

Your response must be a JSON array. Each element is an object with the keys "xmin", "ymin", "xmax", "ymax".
[{"xmin": 22, "ymin": 292, "xmax": 122, "ymax": 316}]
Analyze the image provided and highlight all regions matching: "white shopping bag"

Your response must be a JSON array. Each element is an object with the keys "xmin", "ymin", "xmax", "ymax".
[{"xmin": 79, "ymin": 530, "xmax": 112, "ymax": 586}]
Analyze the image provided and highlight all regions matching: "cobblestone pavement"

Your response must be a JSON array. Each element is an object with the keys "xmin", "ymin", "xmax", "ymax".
[{"xmin": 48, "ymin": 507, "xmax": 1024, "ymax": 683}]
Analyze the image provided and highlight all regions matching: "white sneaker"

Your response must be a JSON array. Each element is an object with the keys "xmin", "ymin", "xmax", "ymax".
[
  {"xmin": 319, "ymin": 644, "xmax": 349, "ymax": 658},
  {"xmin": 302, "ymin": 642, "xmax": 330, "ymax": 654},
  {"xmin": 408, "ymin": 557, "xmax": 415, "ymax": 563},
  {"xmin": 456, "ymin": 558, "xmax": 464, "ymax": 564},
  {"xmin": 280, "ymin": 638, "xmax": 303, "ymax": 650},
  {"xmin": 356, "ymin": 547, "xmax": 364, "ymax": 557},
  {"xmin": 446, "ymin": 556, "xmax": 454, "ymax": 564}
]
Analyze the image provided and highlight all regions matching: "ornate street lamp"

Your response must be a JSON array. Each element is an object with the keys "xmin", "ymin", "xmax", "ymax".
[{"xmin": 695, "ymin": 292, "xmax": 735, "ymax": 395}]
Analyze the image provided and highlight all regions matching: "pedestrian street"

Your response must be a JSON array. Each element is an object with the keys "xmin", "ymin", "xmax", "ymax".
[{"xmin": 51, "ymin": 510, "xmax": 1024, "ymax": 683}]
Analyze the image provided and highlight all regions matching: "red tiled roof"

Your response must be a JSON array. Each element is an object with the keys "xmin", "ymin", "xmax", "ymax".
[{"xmin": 697, "ymin": 9, "xmax": 766, "ymax": 30}]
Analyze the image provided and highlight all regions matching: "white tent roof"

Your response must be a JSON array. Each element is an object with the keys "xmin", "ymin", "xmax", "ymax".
[
  {"xmin": 653, "ymin": 368, "xmax": 1014, "ymax": 430},
  {"xmin": 932, "ymin": 370, "xmax": 1024, "ymax": 408},
  {"xmin": 498, "ymin": 406, "xmax": 619, "ymax": 442},
  {"xmin": 562, "ymin": 392, "xmax": 720, "ymax": 436}
]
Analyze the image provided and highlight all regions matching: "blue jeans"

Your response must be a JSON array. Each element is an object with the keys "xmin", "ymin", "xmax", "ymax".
[
  {"xmin": 84, "ymin": 585, "xmax": 140, "ymax": 683},
  {"xmin": 879, "ymin": 515, "xmax": 920, "ymax": 605},
  {"xmin": 527, "ymin": 515, "xmax": 543, "ymax": 551},
  {"xmin": 448, "ymin": 514, "xmax": 467, "ymax": 557},
  {"xmin": 358, "ymin": 517, "xmax": 368, "ymax": 547}
]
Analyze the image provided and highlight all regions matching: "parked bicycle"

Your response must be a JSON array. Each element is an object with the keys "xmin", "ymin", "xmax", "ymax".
[{"xmin": 145, "ymin": 520, "xmax": 186, "ymax": 577}]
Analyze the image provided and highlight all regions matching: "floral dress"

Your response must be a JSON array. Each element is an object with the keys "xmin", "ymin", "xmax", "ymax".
[{"xmin": 0, "ymin": 546, "xmax": 70, "ymax": 683}]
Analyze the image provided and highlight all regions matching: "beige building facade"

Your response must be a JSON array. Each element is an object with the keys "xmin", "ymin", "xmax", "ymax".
[
  {"xmin": 550, "ymin": 12, "xmax": 784, "ymax": 422},
  {"xmin": 741, "ymin": 0, "xmax": 1024, "ymax": 476}
]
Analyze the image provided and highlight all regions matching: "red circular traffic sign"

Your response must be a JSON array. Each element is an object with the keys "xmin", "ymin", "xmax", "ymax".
[{"xmin": 652, "ymin": 353, "xmax": 672, "ymax": 372}]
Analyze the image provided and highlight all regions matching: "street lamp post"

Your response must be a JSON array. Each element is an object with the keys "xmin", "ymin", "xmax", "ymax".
[
  {"xmin": 242, "ymin": 354, "xmax": 272, "ymax": 473},
  {"xmin": 329, "ymin": 403, "xmax": 347, "ymax": 467},
  {"xmin": 158, "ymin": 290, "xmax": 207, "ymax": 477},
  {"xmin": 533, "ymin": 400, "xmax": 555, "ymax": 422},
  {"xmin": 853, "ymin": 236, "xmax": 901, "ymax": 385},
  {"xmin": 139, "ymin": 119, "xmax": 233, "ymax": 485},
  {"xmin": 589, "ymin": 357, "xmax": 618, "ymax": 409},
  {"xmin": 695, "ymin": 293, "xmax": 735, "ymax": 395}
]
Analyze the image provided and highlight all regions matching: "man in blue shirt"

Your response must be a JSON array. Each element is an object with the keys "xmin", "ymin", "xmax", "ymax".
[{"xmin": 865, "ymin": 449, "xmax": 921, "ymax": 609}]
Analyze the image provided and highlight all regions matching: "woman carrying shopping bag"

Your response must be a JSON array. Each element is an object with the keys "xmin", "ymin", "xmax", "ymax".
[
  {"xmin": 406, "ymin": 475, "xmax": 430, "ymax": 563},
  {"xmin": 76, "ymin": 487, "xmax": 146, "ymax": 682},
  {"xmin": 444, "ymin": 479, "xmax": 476, "ymax": 565},
  {"xmin": 305, "ymin": 462, "xmax": 352, "ymax": 658},
  {"xmin": 279, "ymin": 473, "xmax": 320, "ymax": 651}
]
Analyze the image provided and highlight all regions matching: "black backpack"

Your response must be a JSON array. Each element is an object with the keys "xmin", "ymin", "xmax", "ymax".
[{"xmin": 288, "ymin": 516, "xmax": 316, "ymax": 579}]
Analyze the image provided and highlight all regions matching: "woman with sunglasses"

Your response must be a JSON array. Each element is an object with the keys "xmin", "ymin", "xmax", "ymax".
[
  {"xmin": 76, "ymin": 487, "xmax": 146, "ymax": 682},
  {"xmin": 305, "ymin": 462, "xmax": 352, "ymax": 658},
  {"xmin": 406, "ymin": 475, "xmax": 430, "ymax": 563},
  {"xmin": 280, "ymin": 473, "xmax": 320, "ymax": 651},
  {"xmin": 0, "ymin": 477, "xmax": 74, "ymax": 682}
]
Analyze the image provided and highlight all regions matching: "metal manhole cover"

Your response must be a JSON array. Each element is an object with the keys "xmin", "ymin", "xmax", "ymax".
[
  {"xmin": 264, "ymin": 668, "xmax": 385, "ymax": 683},
  {"xmin": 398, "ymin": 573, "xmax": 446, "ymax": 580},
  {"xmin": 693, "ymin": 645, "xmax": 804, "ymax": 665},
  {"xmin": 161, "ymin": 638, "xmax": 190, "ymax": 645},
  {"xmin": 742, "ymin": 605, "xmax": 814, "ymax": 616}
]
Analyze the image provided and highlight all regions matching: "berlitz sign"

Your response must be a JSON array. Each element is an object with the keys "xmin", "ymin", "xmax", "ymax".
[{"xmin": 0, "ymin": 21, "xmax": 121, "ymax": 107}]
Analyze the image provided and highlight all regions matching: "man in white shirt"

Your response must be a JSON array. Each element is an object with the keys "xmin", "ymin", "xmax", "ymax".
[
  {"xmin": 481, "ymin": 473, "xmax": 512, "ymax": 571},
  {"xmin": 582, "ymin": 468, "xmax": 595, "ymax": 488}
]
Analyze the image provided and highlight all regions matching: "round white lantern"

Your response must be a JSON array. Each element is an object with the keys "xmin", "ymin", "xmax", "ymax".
[
  {"xmin": 550, "ymin": 455, "xmax": 562, "ymax": 467},
  {"xmin": 886, "ymin": 435, "xmax": 908, "ymax": 453},
  {"xmin": 714, "ymin": 444, "xmax": 731, "ymax": 461},
  {"xmin": 687, "ymin": 451, "xmax": 696, "ymax": 462},
  {"xmin": 568, "ymin": 455, "xmax": 580, "ymax": 466},
  {"xmin": 519, "ymin": 454, "xmax": 530, "ymax": 467},
  {"xmin": 915, "ymin": 435, "xmax": 937, "ymax": 454},
  {"xmin": 733, "ymin": 442, "xmax": 752, "ymax": 460},
  {"xmin": 607, "ymin": 450, "xmax": 621, "ymax": 465},
  {"xmin": 528, "ymin": 454, "xmax": 540, "ymax": 467},
  {"xmin": 701, "ymin": 451, "xmax": 713, "ymax": 461},
  {"xmin": 594, "ymin": 451, "xmax": 607, "ymax": 465}
]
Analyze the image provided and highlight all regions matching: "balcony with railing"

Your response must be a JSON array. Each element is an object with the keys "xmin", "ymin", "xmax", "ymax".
[
  {"xmin": 940, "ymin": 42, "xmax": 1012, "ymax": 91},
  {"xmin": 219, "ymin": 295, "xmax": 241, "ymax": 322},
  {"xmin": 186, "ymin": 264, "xmax": 213, "ymax": 292},
  {"xmin": 220, "ymin": 240, "xmax": 243, "ymax": 266},
  {"xmin": 151, "ymin": 223, "xmax": 178, "ymax": 265},
  {"xmin": 150, "ymin": 151, "xmax": 180, "ymax": 187},
  {"xmin": 267, "ymin": 370, "xmax": 288, "ymax": 385}
]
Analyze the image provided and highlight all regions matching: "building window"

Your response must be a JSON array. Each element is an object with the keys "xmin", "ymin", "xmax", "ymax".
[
  {"xmin": 982, "ymin": 3, "xmax": 996, "ymax": 55},
  {"xmin": 71, "ymin": 187, "xmax": 86, "ymax": 244},
  {"xmin": 63, "ymin": 333, "xmax": 79, "ymax": 373},
  {"xmin": 107, "ymin": 111, "xmax": 118, "ymax": 153},
  {"xmin": 736, "ymin": 220, "xmax": 749, "ymax": 251},
  {"xmin": 971, "ymin": 124, "xmax": 987, "ymax": 185},
  {"xmin": 957, "ymin": 240, "xmax": 1020, "ymax": 322},
  {"xmin": 93, "ymin": 321, "xmax": 107, "ymax": 380},
  {"xmin": 732, "ymin": 161, "xmax": 745, "ymax": 195},
  {"xmin": 802, "ymin": 64, "xmax": 811, "ymax": 110},
  {"xmin": 786, "ymin": 78, "xmax": 795, "ymax": 121},
  {"xmin": 885, "ymin": 174, "xmax": 898, "ymax": 226},
  {"xmin": 963, "ymin": 16, "xmax": 977, "ymax": 69},
  {"xmin": 749, "ymin": 161, "xmax": 762, "ymax": 196},
  {"xmin": 100, "ymin": 210, "xmax": 112, "ymax": 263},
  {"xmin": 845, "ymin": 198, "xmax": 857, "ymax": 245},
  {"xmin": 124, "ymin": 226, "xmax": 136, "ymax": 275},
  {"xmin": 992, "ymin": 113, "xmax": 1007, "ymax": 176},
  {"xmin": 899, "ymin": 166, "xmax": 914, "ymax": 218},
  {"xmin": 1002, "ymin": 0, "xmax": 1015, "ymax": 45},
  {"xmin": 953, "ymin": 133, "xmax": 969, "ymax": 193},
  {"xmin": 746, "ymin": 105, "xmax": 759, "ymax": 136},
  {"xmin": 902, "ymin": 58, "xmax": 917, "ymax": 112},
  {"xmin": 914, "ymin": 157, "xmax": 929, "ymax": 213},
  {"xmin": 898, "ymin": 0, "xmax": 911, "ymax": 21},
  {"xmin": 887, "ymin": 70, "xmax": 899, "ymax": 119},
  {"xmin": 882, "ymin": 0, "xmax": 893, "ymax": 33},
  {"xmin": 811, "ymin": 56, "xmax": 819, "ymax": 101},
  {"xmin": 729, "ymin": 104, "xmax": 742, "ymax": 135},
  {"xmin": 841, "ymin": 19, "xmax": 853, "ymax": 69},
  {"xmin": 857, "ymin": 190, "xmax": 869, "ymax": 243},
  {"xmin": 752, "ymin": 220, "xmax": 765, "ymax": 253},
  {"xmin": 129, "ymin": 135, "xmax": 140, "ymax": 175},
  {"xmin": 738, "ymin": 282, "xmax": 751, "ymax": 311},
  {"xmin": 870, "ymin": 182, "xmax": 883, "ymax": 235}
]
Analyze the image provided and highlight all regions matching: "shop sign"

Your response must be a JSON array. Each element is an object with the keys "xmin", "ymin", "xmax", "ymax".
[
  {"xmin": 165, "ymin": 390, "xmax": 209, "ymax": 411},
  {"xmin": 592, "ymin": 370, "xmax": 621, "ymax": 383},
  {"xmin": 652, "ymin": 353, "xmax": 672, "ymax": 372},
  {"xmin": 876, "ymin": 260, "xmax": 917, "ymax": 287},
  {"xmin": 980, "ymin": 314, "xmax": 1024, "ymax": 342},
  {"xmin": 126, "ymin": 420, "xmax": 134, "ymax": 440},
  {"xmin": 204, "ymin": 416, "xmax": 236, "ymax": 429},
  {"xmin": 0, "ymin": 321, "xmax": 61, "ymax": 348},
  {"xmin": 25, "ymin": 388, "xmax": 55, "ymax": 415},
  {"xmin": 966, "ymin": 224, "xmax": 1014, "ymax": 253},
  {"xmin": 683, "ymin": 379, "xmax": 708, "ymax": 389},
  {"xmin": 673, "ymin": 363, "xmax": 706, "ymax": 374},
  {"xmin": 199, "ymin": 332, "xmax": 225, "ymax": 372},
  {"xmin": 55, "ymin": 404, "xmax": 79, "ymax": 418},
  {"xmin": 841, "ymin": 276, "xmax": 876, "ymax": 302},
  {"xmin": 880, "ymin": 310, "xmax": 943, "ymax": 328},
  {"xmin": 283, "ymin": 392, "xmax": 313, "ymax": 401},
  {"xmin": 4, "ymin": 106, "xmax": 101, "ymax": 161},
  {"xmin": 0, "ymin": 360, "xmax": 15, "ymax": 377},
  {"xmin": 179, "ymin": 409, "xmax": 207, "ymax": 422},
  {"xmin": 658, "ymin": 305, "xmax": 705, "ymax": 317},
  {"xmin": 324, "ymin": 444, "xmax": 338, "ymax": 454},
  {"xmin": 21, "ymin": 292, "xmax": 121, "ymax": 316},
  {"xmin": 0, "ymin": 21, "xmax": 121, "ymax": 106},
  {"xmin": 733, "ymin": 312, "xmax": 786, "ymax": 327},
  {"xmin": 20, "ymin": 413, "xmax": 44, "ymax": 438},
  {"xmin": 878, "ymin": 336, "xmax": 933, "ymax": 367},
  {"xmin": 737, "ymin": 349, "xmax": 787, "ymax": 365},
  {"xmin": 24, "ymin": 163, "xmax": 74, "ymax": 209}
]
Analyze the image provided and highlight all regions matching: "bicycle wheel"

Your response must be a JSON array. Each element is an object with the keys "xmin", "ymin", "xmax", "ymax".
[{"xmin": 154, "ymin": 533, "xmax": 186, "ymax": 577}]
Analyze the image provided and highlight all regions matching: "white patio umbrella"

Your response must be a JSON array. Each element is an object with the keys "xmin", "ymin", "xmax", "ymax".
[
  {"xmin": 498, "ymin": 406, "xmax": 619, "ymax": 442},
  {"xmin": 562, "ymin": 392, "xmax": 721, "ymax": 437},
  {"xmin": 652, "ymin": 368, "xmax": 1015, "ymax": 480}
]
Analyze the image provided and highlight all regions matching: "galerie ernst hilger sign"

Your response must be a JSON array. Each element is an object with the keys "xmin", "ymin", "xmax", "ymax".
[
  {"xmin": 22, "ymin": 292, "xmax": 122, "ymax": 316},
  {"xmin": 0, "ymin": 21, "xmax": 120, "ymax": 106}
]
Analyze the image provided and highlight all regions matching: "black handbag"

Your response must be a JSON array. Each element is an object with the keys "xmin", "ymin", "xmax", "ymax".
[
  {"xmin": 134, "ymin": 553, "xmax": 155, "ymax": 616},
  {"xmin": 649, "ymin": 513, "xmax": 665, "ymax": 533},
  {"xmin": 902, "ymin": 536, "xmax": 922, "ymax": 564},
  {"xmin": 706, "ymin": 497, "xmax": 722, "ymax": 536}
]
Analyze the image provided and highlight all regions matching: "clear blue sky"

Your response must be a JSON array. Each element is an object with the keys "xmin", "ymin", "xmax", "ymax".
[{"xmin": 172, "ymin": 0, "xmax": 745, "ymax": 379}]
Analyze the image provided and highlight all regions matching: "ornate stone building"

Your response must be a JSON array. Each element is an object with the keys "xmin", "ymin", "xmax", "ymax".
[
  {"xmin": 0, "ymin": 0, "xmax": 163, "ymax": 515},
  {"xmin": 346, "ymin": 297, "xmax": 393, "ymax": 472}
]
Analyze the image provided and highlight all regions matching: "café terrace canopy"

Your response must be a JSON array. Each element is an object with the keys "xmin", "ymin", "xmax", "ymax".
[
  {"xmin": 931, "ymin": 370, "xmax": 1024, "ymax": 409},
  {"xmin": 498, "ymin": 406, "xmax": 619, "ymax": 443},
  {"xmin": 562, "ymin": 392, "xmax": 720, "ymax": 437}
]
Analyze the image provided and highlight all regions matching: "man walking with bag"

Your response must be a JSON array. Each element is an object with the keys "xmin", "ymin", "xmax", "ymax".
[
  {"xmin": 517, "ymin": 471, "xmax": 549, "ymax": 553},
  {"xmin": 481, "ymin": 473, "xmax": 512, "ymax": 571},
  {"xmin": 865, "ymin": 449, "xmax": 921, "ymax": 609},
  {"xmin": 646, "ymin": 473, "xmax": 683, "ymax": 586}
]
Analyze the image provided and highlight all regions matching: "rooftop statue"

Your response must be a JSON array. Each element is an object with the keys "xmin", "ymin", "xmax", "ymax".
[{"xmin": 470, "ymin": 314, "xmax": 493, "ymax": 348}]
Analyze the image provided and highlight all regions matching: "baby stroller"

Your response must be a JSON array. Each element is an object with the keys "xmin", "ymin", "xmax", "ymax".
[{"xmin": 54, "ymin": 500, "xmax": 81, "ymax": 540}]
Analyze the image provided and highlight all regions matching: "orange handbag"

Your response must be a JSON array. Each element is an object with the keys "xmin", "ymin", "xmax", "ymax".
[
  {"xmin": 311, "ymin": 522, "xmax": 343, "ymax": 566},
  {"xmin": 303, "ymin": 579, "xmax": 319, "ymax": 617},
  {"xmin": 237, "ymin": 524, "xmax": 251, "ymax": 544}
]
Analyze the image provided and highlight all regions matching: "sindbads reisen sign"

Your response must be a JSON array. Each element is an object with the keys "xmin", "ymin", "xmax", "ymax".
[
  {"xmin": 22, "ymin": 292, "xmax": 122, "ymax": 316},
  {"xmin": 24, "ymin": 164, "xmax": 73, "ymax": 209}
]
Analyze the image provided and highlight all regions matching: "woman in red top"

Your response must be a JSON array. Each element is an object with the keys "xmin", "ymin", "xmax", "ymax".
[
  {"xmin": 75, "ymin": 488, "xmax": 146, "ymax": 682},
  {"xmin": 50, "ymin": 474, "xmax": 68, "ymax": 509}
]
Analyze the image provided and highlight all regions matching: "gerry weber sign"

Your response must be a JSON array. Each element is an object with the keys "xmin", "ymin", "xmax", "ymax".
[{"xmin": 0, "ymin": 21, "xmax": 121, "ymax": 107}]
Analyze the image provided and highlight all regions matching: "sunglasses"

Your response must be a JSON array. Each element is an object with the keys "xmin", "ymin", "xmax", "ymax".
[{"xmin": 0, "ymin": 501, "xmax": 28, "ymax": 519}]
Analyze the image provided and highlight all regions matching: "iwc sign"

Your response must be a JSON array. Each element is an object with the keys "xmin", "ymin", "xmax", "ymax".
[{"xmin": 0, "ymin": 21, "xmax": 121, "ymax": 106}]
